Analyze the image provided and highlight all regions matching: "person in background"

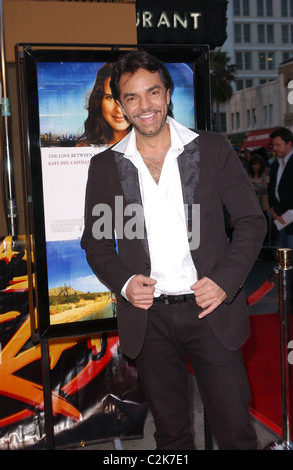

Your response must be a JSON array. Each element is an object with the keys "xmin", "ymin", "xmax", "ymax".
[
  {"xmin": 247, "ymin": 154, "xmax": 269, "ymax": 213},
  {"xmin": 268, "ymin": 127, "xmax": 293, "ymax": 250},
  {"xmin": 268, "ymin": 127, "xmax": 293, "ymax": 309}
]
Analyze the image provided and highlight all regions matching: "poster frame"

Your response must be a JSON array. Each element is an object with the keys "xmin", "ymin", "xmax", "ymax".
[{"xmin": 16, "ymin": 43, "xmax": 211, "ymax": 340}]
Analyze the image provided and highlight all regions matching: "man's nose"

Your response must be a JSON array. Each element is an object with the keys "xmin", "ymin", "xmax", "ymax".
[{"xmin": 139, "ymin": 94, "xmax": 152, "ymax": 110}]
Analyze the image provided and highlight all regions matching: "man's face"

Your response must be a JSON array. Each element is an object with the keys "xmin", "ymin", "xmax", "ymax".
[
  {"xmin": 118, "ymin": 68, "xmax": 170, "ymax": 138},
  {"xmin": 272, "ymin": 136, "xmax": 292, "ymax": 158}
]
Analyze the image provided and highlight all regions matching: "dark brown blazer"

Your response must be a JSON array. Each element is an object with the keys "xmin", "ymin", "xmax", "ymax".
[{"xmin": 81, "ymin": 130, "xmax": 267, "ymax": 359}]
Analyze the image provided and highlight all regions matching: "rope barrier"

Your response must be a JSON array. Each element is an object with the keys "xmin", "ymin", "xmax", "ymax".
[
  {"xmin": 246, "ymin": 266, "xmax": 279, "ymax": 306},
  {"xmin": 192, "ymin": 253, "xmax": 292, "ymax": 450}
]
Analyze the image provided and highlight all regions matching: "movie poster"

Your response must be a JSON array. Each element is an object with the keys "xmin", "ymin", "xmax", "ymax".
[{"xmin": 37, "ymin": 61, "xmax": 195, "ymax": 327}]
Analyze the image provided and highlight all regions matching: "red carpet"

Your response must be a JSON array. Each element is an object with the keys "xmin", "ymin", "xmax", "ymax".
[{"xmin": 242, "ymin": 313, "xmax": 288, "ymax": 436}]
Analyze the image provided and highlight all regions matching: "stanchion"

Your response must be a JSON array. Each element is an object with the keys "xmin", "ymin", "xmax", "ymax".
[{"xmin": 265, "ymin": 248, "xmax": 293, "ymax": 450}]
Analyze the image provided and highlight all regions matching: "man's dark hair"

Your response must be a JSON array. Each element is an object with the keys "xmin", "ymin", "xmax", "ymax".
[
  {"xmin": 110, "ymin": 49, "xmax": 174, "ymax": 115},
  {"xmin": 270, "ymin": 127, "xmax": 293, "ymax": 143}
]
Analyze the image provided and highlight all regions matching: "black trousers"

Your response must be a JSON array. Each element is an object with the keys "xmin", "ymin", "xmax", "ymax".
[{"xmin": 135, "ymin": 299, "xmax": 257, "ymax": 450}]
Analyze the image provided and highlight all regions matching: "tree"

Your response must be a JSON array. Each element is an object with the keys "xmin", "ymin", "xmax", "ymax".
[
  {"xmin": 58, "ymin": 284, "xmax": 72, "ymax": 297},
  {"xmin": 210, "ymin": 50, "xmax": 237, "ymax": 133}
]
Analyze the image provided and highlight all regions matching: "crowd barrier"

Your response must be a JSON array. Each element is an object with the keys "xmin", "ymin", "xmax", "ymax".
[
  {"xmin": 203, "ymin": 249, "xmax": 292, "ymax": 450},
  {"xmin": 263, "ymin": 248, "xmax": 293, "ymax": 450}
]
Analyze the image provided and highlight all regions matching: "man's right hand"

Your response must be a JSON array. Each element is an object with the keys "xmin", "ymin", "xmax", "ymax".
[{"xmin": 125, "ymin": 275, "xmax": 157, "ymax": 310}]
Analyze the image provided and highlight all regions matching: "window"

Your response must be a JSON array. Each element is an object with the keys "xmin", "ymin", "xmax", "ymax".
[
  {"xmin": 236, "ymin": 79, "xmax": 244, "ymax": 91},
  {"xmin": 233, "ymin": 0, "xmax": 249, "ymax": 16},
  {"xmin": 236, "ymin": 79, "xmax": 253, "ymax": 90},
  {"xmin": 282, "ymin": 24, "xmax": 289, "ymax": 43},
  {"xmin": 258, "ymin": 52, "xmax": 275, "ymax": 70},
  {"xmin": 269, "ymin": 104, "xmax": 273, "ymax": 124},
  {"xmin": 244, "ymin": 52, "xmax": 252, "ymax": 69},
  {"xmin": 267, "ymin": 52, "xmax": 275, "ymax": 70},
  {"xmin": 257, "ymin": 0, "xmax": 272, "ymax": 16},
  {"xmin": 258, "ymin": 24, "xmax": 265, "ymax": 43},
  {"xmin": 258, "ymin": 24, "xmax": 274, "ymax": 43},
  {"xmin": 246, "ymin": 109, "xmax": 251, "ymax": 127},
  {"xmin": 282, "ymin": 0, "xmax": 288, "ymax": 17},
  {"xmin": 263, "ymin": 106, "xmax": 267, "ymax": 124},
  {"xmin": 234, "ymin": 0, "xmax": 241, "ymax": 15},
  {"xmin": 259, "ymin": 52, "xmax": 266, "ymax": 70},
  {"xmin": 267, "ymin": 24, "xmax": 274, "ymax": 43},
  {"xmin": 252, "ymin": 108, "xmax": 257, "ymax": 126},
  {"xmin": 266, "ymin": 0, "xmax": 273, "ymax": 16},
  {"xmin": 234, "ymin": 24, "xmax": 242, "ymax": 43},
  {"xmin": 283, "ymin": 51, "xmax": 292, "ymax": 61},
  {"xmin": 236, "ymin": 112, "xmax": 240, "ymax": 129},
  {"xmin": 257, "ymin": 0, "xmax": 264, "ymax": 16},
  {"xmin": 235, "ymin": 24, "xmax": 251, "ymax": 43},
  {"xmin": 231, "ymin": 113, "xmax": 235, "ymax": 131},
  {"xmin": 243, "ymin": 24, "xmax": 251, "ymax": 42},
  {"xmin": 243, "ymin": 0, "xmax": 250, "ymax": 16},
  {"xmin": 235, "ymin": 52, "xmax": 243, "ymax": 70},
  {"xmin": 235, "ymin": 52, "xmax": 252, "ymax": 70}
]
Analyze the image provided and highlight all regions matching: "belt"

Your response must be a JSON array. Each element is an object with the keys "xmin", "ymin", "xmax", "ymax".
[{"xmin": 153, "ymin": 293, "xmax": 195, "ymax": 305}]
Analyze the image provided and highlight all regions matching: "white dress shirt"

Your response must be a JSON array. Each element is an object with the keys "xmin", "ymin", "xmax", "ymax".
[{"xmin": 113, "ymin": 117, "xmax": 199, "ymax": 298}]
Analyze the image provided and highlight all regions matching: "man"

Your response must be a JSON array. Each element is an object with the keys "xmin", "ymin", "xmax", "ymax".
[
  {"xmin": 268, "ymin": 127, "xmax": 293, "ymax": 251},
  {"xmin": 81, "ymin": 50, "xmax": 266, "ymax": 450}
]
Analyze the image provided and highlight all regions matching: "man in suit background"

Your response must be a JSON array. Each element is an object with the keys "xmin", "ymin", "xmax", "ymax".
[
  {"xmin": 268, "ymin": 127, "xmax": 293, "ymax": 311},
  {"xmin": 81, "ymin": 50, "xmax": 266, "ymax": 450},
  {"xmin": 268, "ymin": 127, "xmax": 293, "ymax": 251}
]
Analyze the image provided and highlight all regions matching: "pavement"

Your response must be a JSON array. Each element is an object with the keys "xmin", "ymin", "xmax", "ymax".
[{"xmin": 77, "ymin": 251, "xmax": 287, "ymax": 451}]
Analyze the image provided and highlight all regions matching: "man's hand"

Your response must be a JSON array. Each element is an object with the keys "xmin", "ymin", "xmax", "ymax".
[
  {"xmin": 270, "ymin": 208, "xmax": 286, "ymax": 224},
  {"xmin": 190, "ymin": 277, "xmax": 227, "ymax": 319},
  {"xmin": 125, "ymin": 275, "xmax": 157, "ymax": 310}
]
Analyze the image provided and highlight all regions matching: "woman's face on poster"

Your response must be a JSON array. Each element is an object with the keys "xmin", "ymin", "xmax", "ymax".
[{"xmin": 101, "ymin": 77, "xmax": 129, "ymax": 132}]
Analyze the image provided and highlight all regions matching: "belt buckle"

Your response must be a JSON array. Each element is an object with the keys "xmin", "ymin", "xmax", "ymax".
[{"xmin": 163, "ymin": 294, "xmax": 169, "ymax": 305}]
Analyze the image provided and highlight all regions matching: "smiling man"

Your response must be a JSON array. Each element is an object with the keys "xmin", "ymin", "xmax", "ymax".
[{"xmin": 81, "ymin": 49, "xmax": 266, "ymax": 450}]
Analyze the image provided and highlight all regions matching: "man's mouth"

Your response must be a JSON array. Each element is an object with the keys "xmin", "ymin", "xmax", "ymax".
[{"xmin": 138, "ymin": 112, "xmax": 157, "ymax": 122}]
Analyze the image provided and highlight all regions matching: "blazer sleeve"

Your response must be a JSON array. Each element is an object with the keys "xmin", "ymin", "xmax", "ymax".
[{"xmin": 206, "ymin": 135, "xmax": 267, "ymax": 304}]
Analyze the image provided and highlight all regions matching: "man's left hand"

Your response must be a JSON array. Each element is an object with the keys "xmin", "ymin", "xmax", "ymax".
[{"xmin": 190, "ymin": 277, "xmax": 227, "ymax": 318}]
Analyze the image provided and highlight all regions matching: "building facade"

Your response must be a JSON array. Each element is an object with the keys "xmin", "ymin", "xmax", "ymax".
[
  {"xmin": 223, "ymin": 0, "xmax": 293, "ymax": 91},
  {"xmin": 225, "ymin": 59, "xmax": 293, "ymax": 147},
  {"xmin": 221, "ymin": 0, "xmax": 293, "ymax": 145}
]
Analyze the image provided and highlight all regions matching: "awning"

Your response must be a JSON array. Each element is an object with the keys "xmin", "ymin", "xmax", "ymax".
[{"xmin": 241, "ymin": 128, "xmax": 278, "ymax": 151}]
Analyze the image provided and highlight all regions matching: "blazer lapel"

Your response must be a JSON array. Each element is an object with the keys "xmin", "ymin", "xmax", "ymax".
[
  {"xmin": 177, "ymin": 138, "xmax": 200, "ymax": 241},
  {"xmin": 113, "ymin": 151, "xmax": 150, "ymax": 258}
]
